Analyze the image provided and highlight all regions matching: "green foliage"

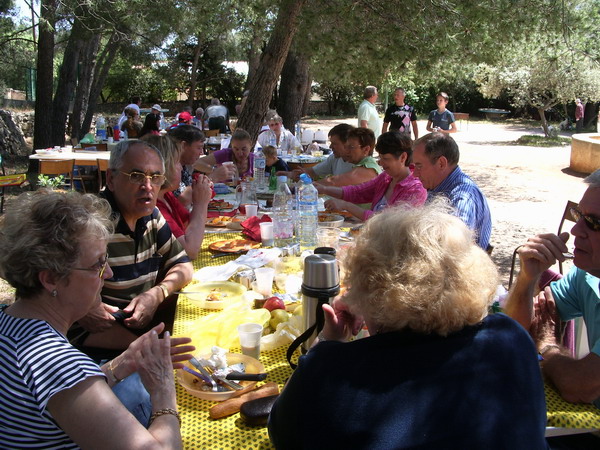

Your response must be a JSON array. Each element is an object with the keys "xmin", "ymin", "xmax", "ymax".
[{"xmin": 37, "ymin": 174, "xmax": 65, "ymax": 189}]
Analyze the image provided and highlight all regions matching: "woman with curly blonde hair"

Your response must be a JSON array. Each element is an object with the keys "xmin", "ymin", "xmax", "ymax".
[{"xmin": 269, "ymin": 200, "xmax": 548, "ymax": 449}]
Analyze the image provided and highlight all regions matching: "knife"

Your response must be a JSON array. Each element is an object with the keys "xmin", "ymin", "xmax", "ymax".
[
  {"xmin": 196, "ymin": 358, "xmax": 244, "ymax": 391},
  {"xmin": 211, "ymin": 250, "xmax": 247, "ymax": 259},
  {"xmin": 225, "ymin": 371, "xmax": 268, "ymax": 381}
]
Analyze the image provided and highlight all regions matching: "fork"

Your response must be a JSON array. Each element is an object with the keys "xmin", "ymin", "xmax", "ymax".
[
  {"xmin": 189, "ymin": 357, "xmax": 218, "ymax": 392},
  {"xmin": 198, "ymin": 359, "xmax": 244, "ymax": 391}
]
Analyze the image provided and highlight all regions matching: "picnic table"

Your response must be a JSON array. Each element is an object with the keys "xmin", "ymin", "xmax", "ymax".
[{"xmin": 172, "ymin": 231, "xmax": 600, "ymax": 448}]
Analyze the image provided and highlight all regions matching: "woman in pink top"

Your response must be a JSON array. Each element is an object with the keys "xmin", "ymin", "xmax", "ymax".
[
  {"xmin": 143, "ymin": 135, "xmax": 213, "ymax": 259},
  {"xmin": 317, "ymin": 132, "xmax": 426, "ymax": 221}
]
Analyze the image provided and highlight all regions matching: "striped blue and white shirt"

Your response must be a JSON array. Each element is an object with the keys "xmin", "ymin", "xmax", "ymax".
[
  {"xmin": 0, "ymin": 305, "xmax": 104, "ymax": 448},
  {"xmin": 429, "ymin": 166, "xmax": 492, "ymax": 250}
]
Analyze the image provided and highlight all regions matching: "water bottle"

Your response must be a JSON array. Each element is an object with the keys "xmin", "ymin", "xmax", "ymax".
[
  {"xmin": 96, "ymin": 115, "xmax": 106, "ymax": 140},
  {"xmin": 253, "ymin": 148, "xmax": 266, "ymax": 189},
  {"xmin": 273, "ymin": 176, "xmax": 295, "ymax": 247},
  {"xmin": 296, "ymin": 173, "xmax": 318, "ymax": 248}
]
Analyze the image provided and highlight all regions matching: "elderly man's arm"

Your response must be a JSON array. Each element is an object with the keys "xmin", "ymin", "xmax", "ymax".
[
  {"xmin": 123, "ymin": 261, "xmax": 192, "ymax": 329},
  {"xmin": 314, "ymin": 167, "xmax": 376, "ymax": 187},
  {"xmin": 504, "ymin": 233, "xmax": 570, "ymax": 329},
  {"xmin": 531, "ymin": 287, "xmax": 600, "ymax": 403}
]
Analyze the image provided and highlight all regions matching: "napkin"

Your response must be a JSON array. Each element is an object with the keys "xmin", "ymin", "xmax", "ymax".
[
  {"xmin": 241, "ymin": 215, "xmax": 272, "ymax": 242},
  {"xmin": 192, "ymin": 248, "xmax": 282, "ymax": 282}
]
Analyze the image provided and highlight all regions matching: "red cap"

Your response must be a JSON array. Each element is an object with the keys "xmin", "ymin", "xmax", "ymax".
[{"xmin": 179, "ymin": 111, "xmax": 192, "ymax": 122}]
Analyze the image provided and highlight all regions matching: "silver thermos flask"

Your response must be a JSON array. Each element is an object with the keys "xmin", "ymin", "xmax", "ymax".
[{"xmin": 286, "ymin": 251, "xmax": 340, "ymax": 368}]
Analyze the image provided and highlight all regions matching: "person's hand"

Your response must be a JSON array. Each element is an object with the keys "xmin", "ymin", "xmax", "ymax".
[
  {"xmin": 131, "ymin": 326, "xmax": 176, "ymax": 396},
  {"xmin": 517, "ymin": 232, "xmax": 570, "ymax": 283},
  {"xmin": 530, "ymin": 287, "xmax": 562, "ymax": 348},
  {"xmin": 324, "ymin": 198, "xmax": 346, "ymax": 211},
  {"xmin": 78, "ymin": 301, "xmax": 118, "ymax": 332},
  {"xmin": 191, "ymin": 173, "xmax": 213, "ymax": 206},
  {"xmin": 321, "ymin": 297, "xmax": 364, "ymax": 342},
  {"xmin": 117, "ymin": 323, "xmax": 195, "ymax": 376},
  {"xmin": 210, "ymin": 164, "xmax": 235, "ymax": 182},
  {"xmin": 122, "ymin": 287, "xmax": 162, "ymax": 329},
  {"xmin": 290, "ymin": 169, "xmax": 303, "ymax": 181}
]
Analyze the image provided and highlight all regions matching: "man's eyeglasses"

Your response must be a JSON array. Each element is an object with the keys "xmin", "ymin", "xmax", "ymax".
[
  {"xmin": 73, "ymin": 254, "xmax": 109, "ymax": 278},
  {"xmin": 570, "ymin": 207, "xmax": 600, "ymax": 232},
  {"xmin": 120, "ymin": 171, "xmax": 166, "ymax": 186}
]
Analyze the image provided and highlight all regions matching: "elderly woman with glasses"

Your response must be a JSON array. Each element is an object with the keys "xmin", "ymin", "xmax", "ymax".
[
  {"xmin": 317, "ymin": 131, "xmax": 427, "ymax": 221},
  {"xmin": 0, "ymin": 190, "xmax": 194, "ymax": 448},
  {"xmin": 269, "ymin": 201, "xmax": 548, "ymax": 449}
]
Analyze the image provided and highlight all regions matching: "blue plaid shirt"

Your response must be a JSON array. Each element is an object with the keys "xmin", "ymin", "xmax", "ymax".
[{"xmin": 429, "ymin": 166, "xmax": 492, "ymax": 249}]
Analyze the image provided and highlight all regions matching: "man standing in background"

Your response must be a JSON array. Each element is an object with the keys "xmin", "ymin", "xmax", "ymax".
[
  {"xmin": 357, "ymin": 86, "xmax": 381, "ymax": 139},
  {"xmin": 382, "ymin": 87, "xmax": 418, "ymax": 139}
]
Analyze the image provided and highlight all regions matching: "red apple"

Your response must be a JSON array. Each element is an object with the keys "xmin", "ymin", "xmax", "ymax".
[{"xmin": 263, "ymin": 296, "xmax": 285, "ymax": 312}]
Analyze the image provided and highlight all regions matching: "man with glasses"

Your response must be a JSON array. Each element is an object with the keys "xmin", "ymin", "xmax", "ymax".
[
  {"xmin": 76, "ymin": 140, "xmax": 192, "ymax": 352},
  {"xmin": 505, "ymin": 169, "xmax": 600, "ymax": 410},
  {"xmin": 412, "ymin": 132, "xmax": 492, "ymax": 250}
]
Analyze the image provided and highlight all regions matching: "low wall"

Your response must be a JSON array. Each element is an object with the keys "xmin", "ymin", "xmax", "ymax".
[{"xmin": 570, "ymin": 134, "xmax": 600, "ymax": 174}]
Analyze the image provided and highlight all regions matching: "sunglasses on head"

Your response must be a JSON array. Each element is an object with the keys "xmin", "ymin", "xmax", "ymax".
[{"xmin": 570, "ymin": 207, "xmax": 600, "ymax": 232}]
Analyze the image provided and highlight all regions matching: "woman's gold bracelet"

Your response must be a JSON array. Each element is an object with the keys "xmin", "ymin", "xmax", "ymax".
[
  {"xmin": 149, "ymin": 408, "xmax": 181, "ymax": 427},
  {"xmin": 108, "ymin": 358, "xmax": 123, "ymax": 384}
]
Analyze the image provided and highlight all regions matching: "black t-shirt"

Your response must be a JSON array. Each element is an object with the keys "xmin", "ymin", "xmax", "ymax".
[{"xmin": 383, "ymin": 104, "xmax": 417, "ymax": 133}]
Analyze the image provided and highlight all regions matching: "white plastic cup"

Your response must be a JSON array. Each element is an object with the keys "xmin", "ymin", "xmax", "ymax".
[
  {"xmin": 107, "ymin": 137, "xmax": 114, "ymax": 144},
  {"xmin": 254, "ymin": 267, "xmax": 275, "ymax": 297},
  {"xmin": 245, "ymin": 204, "xmax": 258, "ymax": 218},
  {"xmin": 237, "ymin": 323, "xmax": 263, "ymax": 360},
  {"xmin": 259, "ymin": 222, "xmax": 274, "ymax": 246}
]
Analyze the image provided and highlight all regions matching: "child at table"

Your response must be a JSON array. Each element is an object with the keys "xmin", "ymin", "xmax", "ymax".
[{"xmin": 263, "ymin": 145, "xmax": 290, "ymax": 173}]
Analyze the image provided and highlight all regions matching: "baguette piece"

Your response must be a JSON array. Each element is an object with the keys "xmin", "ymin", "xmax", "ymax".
[{"xmin": 209, "ymin": 382, "xmax": 280, "ymax": 419}]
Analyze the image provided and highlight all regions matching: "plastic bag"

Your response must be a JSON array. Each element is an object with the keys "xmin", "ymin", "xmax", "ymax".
[
  {"xmin": 80, "ymin": 133, "xmax": 96, "ymax": 144},
  {"xmin": 179, "ymin": 300, "xmax": 270, "ymax": 355}
]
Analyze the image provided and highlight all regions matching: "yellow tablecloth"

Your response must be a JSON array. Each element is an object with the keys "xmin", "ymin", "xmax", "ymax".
[
  {"xmin": 174, "ymin": 233, "xmax": 600, "ymax": 447},
  {"xmin": 174, "ymin": 232, "xmax": 293, "ymax": 449}
]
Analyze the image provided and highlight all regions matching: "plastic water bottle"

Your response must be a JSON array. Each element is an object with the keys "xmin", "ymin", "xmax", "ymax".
[
  {"xmin": 253, "ymin": 148, "xmax": 266, "ymax": 189},
  {"xmin": 296, "ymin": 173, "xmax": 318, "ymax": 248},
  {"xmin": 273, "ymin": 176, "xmax": 295, "ymax": 247},
  {"xmin": 96, "ymin": 115, "xmax": 106, "ymax": 140}
]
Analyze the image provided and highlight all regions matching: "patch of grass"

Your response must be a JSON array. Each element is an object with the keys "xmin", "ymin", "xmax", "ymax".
[{"xmin": 515, "ymin": 135, "xmax": 571, "ymax": 147}]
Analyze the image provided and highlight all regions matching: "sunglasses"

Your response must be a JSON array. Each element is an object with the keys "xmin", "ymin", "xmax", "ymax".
[{"xmin": 570, "ymin": 207, "xmax": 600, "ymax": 232}]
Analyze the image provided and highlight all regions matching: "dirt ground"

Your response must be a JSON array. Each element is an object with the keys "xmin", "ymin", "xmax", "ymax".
[
  {"xmin": 0, "ymin": 118, "xmax": 588, "ymax": 302},
  {"xmin": 302, "ymin": 117, "xmax": 587, "ymax": 286}
]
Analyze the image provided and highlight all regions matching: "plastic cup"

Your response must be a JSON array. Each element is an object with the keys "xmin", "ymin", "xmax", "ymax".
[
  {"xmin": 254, "ymin": 267, "xmax": 275, "ymax": 296},
  {"xmin": 259, "ymin": 222, "xmax": 274, "ymax": 246},
  {"xmin": 317, "ymin": 228, "xmax": 340, "ymax": 249},
  {"xmin": 237, "ymin": 323, "xmax": 263, "ymax": 360},
  {"xmin": 107, "ymin": 137, "xmax": 114, "ymax": 144},
  {"xmin": 245, "ymin": 204, "xmax": 258, "ymax": 218}
]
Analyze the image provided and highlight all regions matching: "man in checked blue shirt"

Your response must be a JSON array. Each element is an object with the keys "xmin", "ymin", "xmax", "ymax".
[{"xmin": 412, "ymin": 133, "xmax": 492, "ymax": 251}]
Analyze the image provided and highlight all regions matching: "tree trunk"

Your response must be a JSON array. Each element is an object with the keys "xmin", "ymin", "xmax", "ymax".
[
  {"xmin": 71, "ymin": 34, "xmax": 101, "ymax": 143},
  {"xmin": 301, "ymin": 68, "xmax": 312, "ymax": 117},
  {"xmin": 80, "ymin": 36, "xmax": 120, "ymax": 140},
  {"xmin": 188, "ymin": 33, "xmax": 203, "ymax": 108},
  {"xmin": 246, "ymin": 33, "xmax": 262, "ymax": 90},
  {"xmin": 277, "ymin": 49, "xmax": 310, "ymax": 132},
  {"xmin": 51, "ymin": 16, "xmax": 88, "ymax": 146},
  {"xmin": 32, "ymin": 0, "xmax": 57, "ymax": 154},
  {"xmin": 236, "ymin": 0, "xmax": 308, "ymax": 145},
  {"xmin": 538, "ymin": 107, "xmax": 549, "ymax": 137}
]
